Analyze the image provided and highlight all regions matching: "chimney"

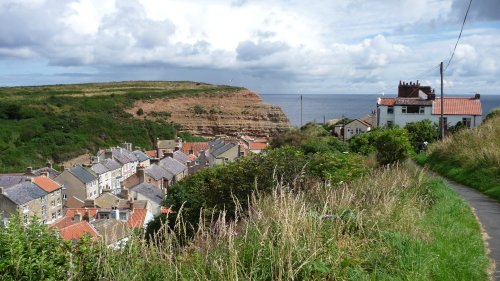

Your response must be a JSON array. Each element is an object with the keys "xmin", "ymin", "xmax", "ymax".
[
  {"xmin": 474, "ymin": 93, "xmax": 480, "ymax": 100},
  {"xmin": 91, "ymin": 156, "xmax": 99, "ymax": 164},
  {"xmin": 60, "ymin": 165, "xmax": 66, "ymax": 171},
  {"xmin": 121, "ymin": 189, "xmax": 129, "ymax": 200},
  {"xmin": 26, "ymin": 167, "xmax": 33, "ymax": 174},
  {"xmin": 138, "ymin": 166, "xmax": 145, "ymax": 183},
  {"xmin": 46, "ymin": 161, "xmax": 52, "ymax": 169},
  {"xmin": 84, "ymin": 199, "xmax": 95, "ymax": 208}
]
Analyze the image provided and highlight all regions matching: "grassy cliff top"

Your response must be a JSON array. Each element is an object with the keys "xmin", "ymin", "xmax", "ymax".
[{"xmin": 0, "ymin": 81, "xmax": 242, "ymax": 172}]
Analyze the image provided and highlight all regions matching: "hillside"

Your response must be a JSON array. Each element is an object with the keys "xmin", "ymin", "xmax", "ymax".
[
  {"xmin": 417, "ymin": 109, "xmax": 500, "ymax": 200},
  {"xmin": 0, "ymin": 81, "xmax": 290, "ymax": 172},
  {"xmin": 126, "ymin": 89, "xmax": 290, "ymax": 137}
]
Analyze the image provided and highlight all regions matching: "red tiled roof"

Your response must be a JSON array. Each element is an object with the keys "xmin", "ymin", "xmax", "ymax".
[
  {"xmin": 127, "ymin": 208, "xmax": 148, "ymax": 228},
  {"xmin": 249, "ymin": 142, "xmax": 268, "ymax": 150},
  {"xmin": 145, "ymin": 150, "xmax": 156, "ymax": 157},
  {"xmin": 50, "ymin": 216, "xmax": 76, "ymax": 230},
  {"xmin": 180, "ymin": 142, "xmax": 209, "ymax": 156},
  {"xmin": 33, "ymin": 175, "xmax": 61, "ymax": 193},
  {"xmin": 356, "ymin": 119, "xmax": 372, "ymax": 127},
  {"xmin": 65, "ymin": 208, "xmax": 99, "ymax": 219},
  {"xmin": 378, "ymin": 98, "xmax": 395, "ymax": 106},
  {"xmin": 59, "ymin": 221, "xmax": 99, "ymax": 241},
  {"xmin": 161, "ymin": 207, "xmax": 175, "ymax": 214},
  {"xmin": 432, "ymin": 98, "xmax": 482, "ymax": 115}
]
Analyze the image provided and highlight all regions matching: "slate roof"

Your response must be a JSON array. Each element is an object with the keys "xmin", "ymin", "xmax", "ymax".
[
  {"xmin": 69, "ymin": 166, "xmax": 97, "ymax": 184},
  {"xmin": 145, "ymin": 164, "xmax": 174, "ymax": 181},
  {"xmin": 32, "ymin": 167, "xmax": 60, "ymax": 179},
  {"xmin": 212, "ymin": 143, "xmax": 237, "ymax": 157},
  {"xmin": 132, "ymin": 150, "xmax": 150, "ymax": 162},
  {"xmin": 110, "ymin": 148, "xmax": 138, "ymax": 165},
  {"xmin": 432, "ymin": 97, "xmax": 482, "ymax": 115},
  {"xmin": 0, "ymin": 175, "xmax": 27, "ymax": 188},
  {"xmin": 346, "ymin": 119, "xmax": 372, "ymax": 128},
  {"xmin": 130, "ymin": 183, "xmax": 165, "ymax": 205},
  {"xmin": 2, "ymin": 182, "xmax": 47, "ymax": 205},
  {"xmin": 173, "ymin": 150, "xmax": 191, "ymax": 165},
  {"xmin": 91, "ymin": 163, "xmax": 109, "ymax": 175},
  {"xmin": 100, "ymin": 159, "xmax": 122, "ymax": 171},
  {"xmin": 33, "ymin": 175, "xmax": 61, "ymax": 193},
  {"xmin": 159, "ymin": 157, "xmax": 186, "ymax": 176}
]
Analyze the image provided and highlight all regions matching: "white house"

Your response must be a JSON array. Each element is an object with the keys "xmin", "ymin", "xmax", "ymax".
[
  {"xmin": 344, "ymin": 119, "xmax": 372, "ymax": 140},
  {"xmin": 377, "ymin": 81, "xmax": 482, "ymax": 130}
]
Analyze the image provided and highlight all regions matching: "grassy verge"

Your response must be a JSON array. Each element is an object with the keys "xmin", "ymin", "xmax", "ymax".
[
  {"xmin": 84, "ymin": 165, "xmax": 488, "ymax": 280},
  {"xmin": 415, "ymin": 112, "xmax": 500, "ymax": 202}
]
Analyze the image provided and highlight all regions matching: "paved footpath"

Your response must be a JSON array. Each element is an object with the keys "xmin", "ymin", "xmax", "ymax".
[{"xmin": 441, "ymin": 177, "xmax": 500, "ymax": 280}]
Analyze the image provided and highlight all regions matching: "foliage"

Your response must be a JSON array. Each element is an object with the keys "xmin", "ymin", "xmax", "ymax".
[
  {"xmin": 270, "ymin": 123, "xmax": 331, "ymax": 149},
  {"xmin": 0, "ymin": 81, "xmax": 241, "ymax": 172},
  {"xmin": 420, "ymin": 112, "xmax": 500, "ymax": 201},
  {"xmin": 485, "ymin": 107, "xmax": 500, "ymax": 120},
  {"xmin": 136, "ymin": 108, "xmax": 144, "ymax": 115},
  {"xmin": 374, "ymin": 127, "xmax": 413, "ymax": 165},
  {"xmin": 192, "ymin": 104, "xmax": 207, "ymax": 114},
  {"xmin": 350, "ymin": 128, "xmax": 413, "ymax": 165},
  {"xmin": 308, "ymin": 152, "xmax": 367, "ymax": 183},
  {"xmin": 404, "ymin": 119, "xmax": 438, "ymax": 151}
]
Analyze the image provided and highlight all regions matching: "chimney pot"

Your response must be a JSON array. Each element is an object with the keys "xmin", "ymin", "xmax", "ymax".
[{"xmin": 26, "ymin": 167, "xmax": 33, "ymax": 174}]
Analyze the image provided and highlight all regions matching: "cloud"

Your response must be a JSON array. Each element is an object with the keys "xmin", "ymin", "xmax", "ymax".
[
  {"xmin": 450, "ymin": 0, "xmax": 500, "ymax": 21},
  {"xmin": 236, "ymin": 40, "xmax": 289, "ymax": 61},
  {"xmin": 0, "ymin": 0, "xmax": 499, "ymax": 95}
]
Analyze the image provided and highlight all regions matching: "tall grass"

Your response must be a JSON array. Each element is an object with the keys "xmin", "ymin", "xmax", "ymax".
[
  {"xmin": 421, "ymin": 112, "xmax": 500, "ymax": 200},
  {"xmin": 81, "ymin": 165, "xmax": 488, "ymax": 280}
]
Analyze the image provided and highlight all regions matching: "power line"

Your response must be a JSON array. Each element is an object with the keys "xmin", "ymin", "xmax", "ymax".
[{"xmin": 445, "ymin": 0, "xmax": 473, "ymax": 72}]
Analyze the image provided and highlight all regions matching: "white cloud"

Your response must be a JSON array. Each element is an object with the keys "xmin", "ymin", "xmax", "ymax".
[{"xmin": 0, "ymin": 0, "xmax": 499, "ymax": 94}]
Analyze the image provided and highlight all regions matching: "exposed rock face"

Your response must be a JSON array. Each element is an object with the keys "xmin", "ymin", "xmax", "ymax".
[{"xmin": 128, "ymin": 90, "xmax": 291, "ymax": 137}]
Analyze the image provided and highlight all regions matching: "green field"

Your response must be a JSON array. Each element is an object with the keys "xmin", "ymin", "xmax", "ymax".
[{"xmin": 0, "ymin": 81, "xmax": 241, "ymax": 172}]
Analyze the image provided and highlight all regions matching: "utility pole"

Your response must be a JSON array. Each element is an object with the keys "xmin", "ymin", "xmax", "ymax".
[
  {"xmin": 300, "ymin": 94, "xmax": 303, "ymax": 127},
  {"xmin": 440, "ymin": 62, "xmax": 445, "ymax": 139}
]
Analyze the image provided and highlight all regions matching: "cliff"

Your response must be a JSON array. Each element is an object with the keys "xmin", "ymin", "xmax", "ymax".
[{"xmin": 127, "ymin": 89, "xmax": 291, "ymax": 137}]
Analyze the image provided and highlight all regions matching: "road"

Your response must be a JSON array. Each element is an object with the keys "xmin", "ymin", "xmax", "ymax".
[{"xmin": 441, "ymin": 177, "xmax": 500, "ymax": 280}]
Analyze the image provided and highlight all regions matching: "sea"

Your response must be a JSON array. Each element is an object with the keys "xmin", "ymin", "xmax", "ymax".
[{"xmin": 260, "ymin": 94, "xmax": 500, "ymax": 127}]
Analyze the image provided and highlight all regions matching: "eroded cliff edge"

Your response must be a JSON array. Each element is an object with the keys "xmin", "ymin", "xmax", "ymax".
[{"xmin": 127, "ymin": 89, "xmax": 291, "ymax": 137}]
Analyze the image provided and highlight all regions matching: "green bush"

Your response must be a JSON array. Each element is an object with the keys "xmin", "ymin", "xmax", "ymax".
[
  {"xmin": 136, "ymin": 108, "xmax": 144, "ymax": 115},
  {"xmin": 192, "ymin": 105, "xmax": 206, "ymax": 114},
  {"xmin": 374, "ymin": 128, "xmax": 413, "ymax": 165},
  {"xmin": 404, "ymin": 119, "xmax": 438, "ymax": 151}
]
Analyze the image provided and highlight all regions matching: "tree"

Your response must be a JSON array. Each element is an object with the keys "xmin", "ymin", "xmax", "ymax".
[
  {"xmin": 404, "ymin": 119, "xmax": 438, "ymax": 151},
  {"xmin": 374, "ymin": 128, "xmax": 413, "ymax": 165}
]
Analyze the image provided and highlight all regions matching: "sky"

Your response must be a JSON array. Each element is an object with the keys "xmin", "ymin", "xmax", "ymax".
[{"xmin": 0, "ymin": 0, "xmax": 499, "ymax": 95}]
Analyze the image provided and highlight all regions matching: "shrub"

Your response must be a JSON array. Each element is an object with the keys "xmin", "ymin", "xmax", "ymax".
[
  {"xmin": 192, "ymin": 105, "xmax": 206, "ymax": 114},
  {"xmin": 404, "ymin": 119, "xmax": 438, "ymax": 151},
  {"xmin": 374, "ymin": 128, "xmax": 413, "ymax": 165},
  {"xmin": 136, "ymin": 108, "xmax": 144, "ymax": 115}
]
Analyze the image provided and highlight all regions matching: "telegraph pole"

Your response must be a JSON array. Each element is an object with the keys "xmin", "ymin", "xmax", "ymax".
[
  {"xmin": 440, "ymin": 62, "xmax": 445, "ymax": 139},
  {"xmin": 300, "ymin": 94, "xmax": 303, "ymax": 127}
]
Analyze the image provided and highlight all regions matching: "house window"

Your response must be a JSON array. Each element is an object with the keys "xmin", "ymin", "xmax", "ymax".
[
  {"xmin": 62, "ymin": 193, "xmax": 67, "ymax": 200},
  {"xmin": 52, "ymin": 212, "xmax": 56, "ymax": 219},
  {"xmin": 57, "ymin": 210, "xmax": 61, "ymax": 217},
  {"xmin": 462, "ymin": 117, "xmax": 472, "ymax": 128},
  {"xmin": 23, "ymin": 214, "xmax": 29, "ymax": 223},
  {"xmin": 51, "ymin": 201, "xmax": 55, "ymax": 207},
  {"xmin": 402, "ymin": 106, "xmax": 424, "ymax": 114},
  {"xmin": 387, "ymin": 106, "xmax": 394, "ymax": 114},
  {"xmin": 22, "ymin": 204, "xmax": 29, "ymax": 213},
  {"xmin": 57, "ymin": 198, "xmax": 61, "ymax": 205}
]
